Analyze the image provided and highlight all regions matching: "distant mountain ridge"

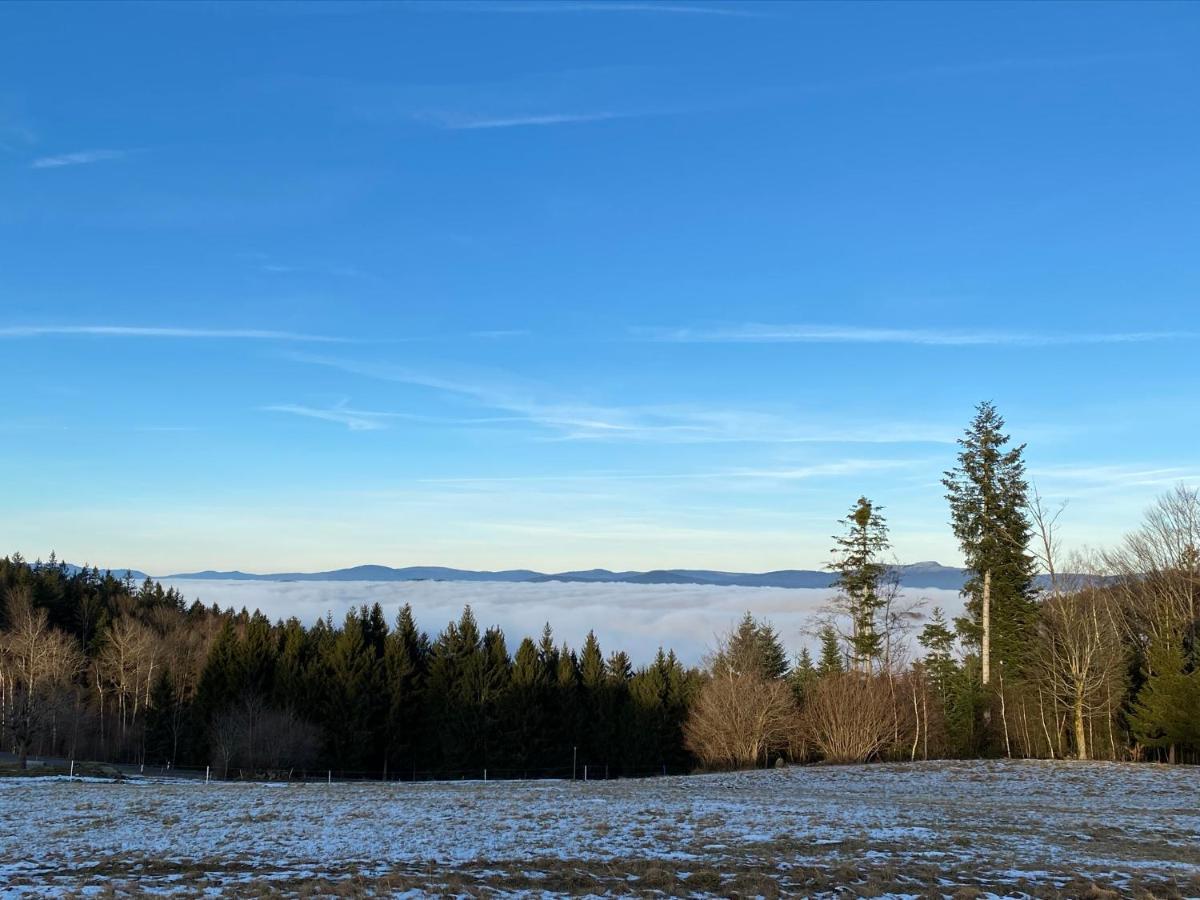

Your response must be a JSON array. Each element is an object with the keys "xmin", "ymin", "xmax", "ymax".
[
  {"xmin": 54, "ymin": 563, "xmax": 151, "ymax": 581},
  {"xmin": 161, "ymin": 561, "xmax": 973, "ymax": 590}
]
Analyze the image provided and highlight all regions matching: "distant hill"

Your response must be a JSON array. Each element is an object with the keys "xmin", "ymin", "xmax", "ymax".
[
  {"xmin": 57, "ymin": 563, "xmax": 150, "ymax": 581},
  {"xmin": 161, "ymin": 561, "xmax": 974, "ymax": 590}
]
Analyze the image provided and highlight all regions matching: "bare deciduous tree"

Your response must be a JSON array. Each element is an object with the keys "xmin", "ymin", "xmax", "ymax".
[
  {"xmin": 684, "ymin": 621, "xmax": 799, "ymax": 769},
  {"xmin": 800, "ymin": 673, "xmax": 895, "ymax": 763},
  {"xmin": 1034, "ymin": 559, "xmax": 1126, "ymax": 760},
  {"xmin": 0, "ymin": 588, "xmax": 83, "ymax": 767},
  {"xmin": 1104, "ymin": 484, "xmax": 1200, "ymax": 658},
  {"xmin": 684, "ymin": 672, "xmax": 798, "ymax": 769}
]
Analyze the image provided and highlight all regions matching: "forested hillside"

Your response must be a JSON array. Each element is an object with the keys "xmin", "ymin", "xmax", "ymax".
[
  {"xmin": 3, "ymin": 402, "xmax": 1198, "ymax": 776},
  {"xmin": 0, "ymin": 555, "xmax": 695, "ymax": 777}
]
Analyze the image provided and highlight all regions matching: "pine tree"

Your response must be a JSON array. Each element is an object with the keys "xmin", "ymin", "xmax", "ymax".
[
  {"xmin": 605, "ymin": 649, "xmax": 633, "ymax": 773},
  {"xmin": 382, "ymin": 604, "xmax": 428, "ymax": 775},
  {"xmin": 789, "ymin": 647, "xmax": 818, "ymax": 701},
  {"xmin": 755, "ymin": 622, "xmax": 789, "ymax": 680},
  {"xmin": 578, "ymin": 631, "xmax": 608, "ymax": 768},
  {"xmin": 918, "ymin": 607, "xmax": 958, "ymax": 699},
  {"xmin": 425, "ymin": 606, "xmax": 488, "ymax": 772},
  {"xmin": 273, "ymin": 618, "xmax": 311, "ymax": 712},
  {"xmin": 719, "ymin": 613, "xmax": 789, "ymax": 679},
  {"xmin": 537, "ymin": 623, "xmax": 559, "ymax": 679},
  {"xmin": 144, "ymin": 670, "xmax": 179, "ymax": 766},
  {"xmin": 506, "ymin": 636, "xmax": 550, "ymax": 770},
  {"xmin": 237, "ymin": 611, "xmax": 276, "ymax": 699},
  {"xmin": 477, "ymin": 626, "xmax": 512, "ymax": 769},
  {"xmin": 555, "ymin": 643, "xmax": 580, "ymax": 764},
  {"xmin": 1129, "ymin": 641, "xmax": 1200, "ymax": 761},
  {"xmin": 320, "ymin": 608, "xmax": 380, "ymax": 771},
  {"xmin": 579, "ymin": 631, "xmax": 606, "ymax": 687},
  {"xmin": 943, "ymin": 401, "xmax": 1036, "ymax": 685},
  {"xmin": 817, "ymin": 624, "xmax": 844, "ymax": 677},
  {"xmin": 195, "ymin": 619, "xmax": 240, "ymax": 722},
  {"xmin": 829, "ymin": 497, "xmax": 891, "ymax": 673}
]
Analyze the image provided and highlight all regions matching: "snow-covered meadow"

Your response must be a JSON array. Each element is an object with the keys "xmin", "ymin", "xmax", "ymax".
[{"xmin": 2, "ymin": 760, "xmax": 1197, "ymax": 897}]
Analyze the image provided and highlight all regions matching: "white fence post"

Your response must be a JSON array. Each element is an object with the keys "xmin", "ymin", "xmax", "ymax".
[
  {"xmin": 584, "ymin": 764, "xmax": 588, "ymax": 782},
  {"xmin": 69, "ymin": 760, "xmax": 75, "ymax": 778},
  {"xmin": 205, "ymin": 766, "xmax": 210, "ymax": 784},
  {"xmin": 327, "ymin": 770, "xmax": 332, "ymax": 785}
]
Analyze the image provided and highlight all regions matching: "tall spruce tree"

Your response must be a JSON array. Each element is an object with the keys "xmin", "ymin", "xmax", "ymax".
[
  {"xmin": 320, "ymin": 608, "xmax": 380, "ymax": 771},
  {"xmin": 942, "ymin": 401, "xmax": 1036, "ymax": 685},
  {"xmin": 828, "ymin": 497, "xmax": 891, "ymax": 672},
  {"xmin": 382, "ymin": 604, "xmax": 428, "ymax": 775}
]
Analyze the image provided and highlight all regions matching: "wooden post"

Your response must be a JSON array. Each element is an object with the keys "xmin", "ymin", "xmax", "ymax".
[{"xmin": 583, "ymin": 765, "xmax": 588, "ymax": 782}]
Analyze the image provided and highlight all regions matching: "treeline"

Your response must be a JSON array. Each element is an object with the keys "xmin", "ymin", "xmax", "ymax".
[
  {"xmin": 686, "ymin": 403, "xmax": 1200, "ymax": 768},
  {"xmin": 3, "ymin": 402, "xmax": 1199, "ymax": 775},
  {"xmin": 0, "ymin": 557, "xmax": 695, "ymax": 777}
]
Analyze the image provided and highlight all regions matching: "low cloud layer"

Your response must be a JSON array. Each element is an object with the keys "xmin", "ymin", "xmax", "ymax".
[{"xmin": 164, "ymin": 579, "xmax": 964, "ymax": 665}]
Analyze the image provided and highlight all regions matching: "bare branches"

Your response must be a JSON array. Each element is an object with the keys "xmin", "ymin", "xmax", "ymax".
[
  {"xmin": 799, "ymin": 674, "xmax": 895, "ymax": 764},
  {"xmin": 0, "ymin": 587, "xmax": 84, "ymax": 767},
  {"xmin": 1027, "ymin": 484, "xmax": 1068, "ymax": 597}
]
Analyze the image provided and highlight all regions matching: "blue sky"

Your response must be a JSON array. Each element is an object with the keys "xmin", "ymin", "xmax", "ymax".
[{"xmin": 2, "ymin": 1, "xmax": 1198, "ymax": 576}]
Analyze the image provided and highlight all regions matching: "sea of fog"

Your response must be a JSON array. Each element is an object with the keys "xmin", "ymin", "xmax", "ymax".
[{"xmin": 162, "ymin": 579, "xmax": 965, "ymax": 666}]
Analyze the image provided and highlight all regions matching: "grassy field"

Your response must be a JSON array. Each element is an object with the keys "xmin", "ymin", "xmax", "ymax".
[{"xmin": 2, "ymin": 759, "xmax": 1197, "ymax": 897}]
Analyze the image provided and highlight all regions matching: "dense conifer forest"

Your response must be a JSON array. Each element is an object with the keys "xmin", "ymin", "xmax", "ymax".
[
  {"xmin": 0, "ymin": 554, "xmax": 696, "ymax": 777},
  {"xmin": 3, "ymin": 403, "xmax": 1198, "ymax": 776}
]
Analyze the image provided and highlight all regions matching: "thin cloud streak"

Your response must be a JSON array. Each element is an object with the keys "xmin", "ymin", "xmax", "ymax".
[
  {"xmin": 1032, "ymin": 464, "xmax": 1200, "ymax": 489},
  {"xmin": 418, "ymin": 458, "xmax": 922, "ymax": 487},
  {"xmin": 457, "ymin": 2, "xmax": 765, "ymax": 17},
  {"xmin": 1, "ymin": 325, "xmax": 346, "ymax": 342},
  {"xmin": 642, "ymin": 324, "xmax": 1200, "ymax": 347},
  {"xmin": 286, "ymin": 353, "xmax": 954, "ymax": 445},
  {"xmin": 265, "ymin": 401, "xmax": 524, "ymax": 431},
  {"xmin": 30, "ymin": 149, "xmax": 130, "ymax": 169},
  {"xmin": 437, "ymin": 111, "xmax": 629, "ymax": 130},
  {"xmin": 264, "ymin": 404, "xmax": 389, "ymax": 431}
]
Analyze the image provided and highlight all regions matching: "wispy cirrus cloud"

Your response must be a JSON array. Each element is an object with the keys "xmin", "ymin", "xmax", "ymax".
[
  {"xmin": 428, "ymin": 111, "xmax": 634, "ymax": 130},
  {"xmin": 470, "ymin": 329, "xmax": 531, "ymax": 339},
  {"xmin": 639, "ymin": 323, "xmax": 1200, "ymax": 347},
  {"xmin": 286, "ymin": 353, "xmax": 954, "ymax": 445},
  {"xmin": 253, "ymin": 257, "xmax": 377, "ymax": 281},
  {"xmin": 419, "ymin": 458, "xmax": 922, "ymax": 488},
  {"xmin": 1032, "ymin": 464, "xmax": 1200, "ymax": 492},
  {"xmin": 264, "ymin": 400, "xmax": 522, "ymax": 431},
  {"xmin": 30, "ymin": 148, "xmax": 131, "ymax": 169},
  {"xmin": 264, "ymin": 403, "xmax": 392, "ymax": 431},
  {"xmin": 452, "ymin": 2, "xmax": 765, "ymax": 17},
  {"xmin": 0, "ymin": 325, "xmax": 345, "ymax": 342},
  {"xmin": 336, "ymin": 65, "xmax": 710, "ymax": 132}
]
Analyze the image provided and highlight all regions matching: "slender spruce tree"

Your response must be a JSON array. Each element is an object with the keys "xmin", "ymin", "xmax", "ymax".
[
  {"xmin": 918, "ymin": 607, "xmax": 958, "ymax": 700},
  {"xmin": 828, "ymin": 496, "xmax": 891, "ymax": 673},
  {"xmin": 816, "ymin": 624, "xmax": 845, "ymax": 676}
]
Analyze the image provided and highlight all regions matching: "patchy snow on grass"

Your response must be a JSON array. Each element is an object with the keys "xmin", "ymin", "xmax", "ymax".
[{"xmin": 1, "ymin": 760, "xmax": 1197, "ymax": 897}]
